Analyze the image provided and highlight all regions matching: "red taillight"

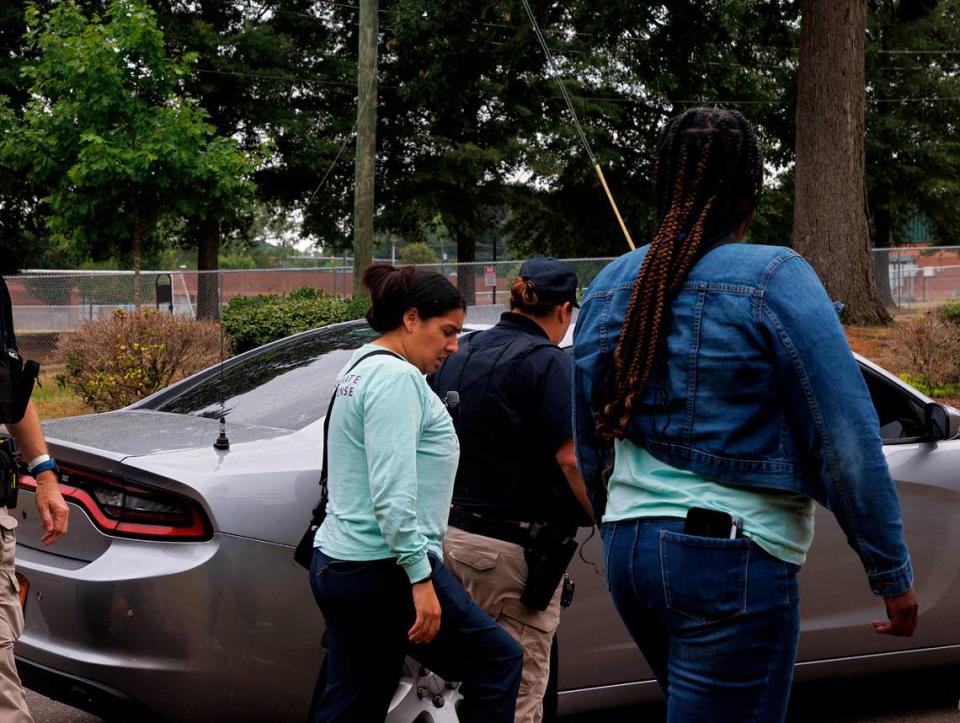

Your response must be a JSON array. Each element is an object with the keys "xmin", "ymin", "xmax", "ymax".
[{"xmin": 20, "ymin": 465, "xmax": 211, "ymax": 541}]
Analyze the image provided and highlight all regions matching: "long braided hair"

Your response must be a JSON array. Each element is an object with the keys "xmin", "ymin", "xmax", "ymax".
[{"xmin": 596, "ymin": 108, "xmax": 763, "ymax": 445}]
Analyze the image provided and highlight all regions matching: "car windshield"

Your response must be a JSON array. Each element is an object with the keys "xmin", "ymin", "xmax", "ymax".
[{"xmin": 154, "ymin": 323, "xmax": 379, "ymax": 431}]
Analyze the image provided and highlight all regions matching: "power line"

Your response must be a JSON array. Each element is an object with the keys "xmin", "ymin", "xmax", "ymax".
[
  {"xmin": 874, "ymin": 95, "xmax": 960, "ymax": 103},
  {"xmin": 519, "ymin": 0, "xmax": 634, "ymax": 251},
  {"xmin": 305, "ymin": 72, "xmax": 377, "ymax": 207},
  {"xmin": 519, "ymin": 0, "xmax": 596, "ymax": 166},
  {"xmin": 195, "ymin": 67, "xmax": 398, "ymax": 88},
  {"xmin": 877, "ymin": 49, "xmax": 960, "ymax": 54}
]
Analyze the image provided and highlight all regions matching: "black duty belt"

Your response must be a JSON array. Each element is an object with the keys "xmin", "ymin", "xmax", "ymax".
[{"xmin": 448, "ymin": 506, "xmax": 535, "ymax": 547}]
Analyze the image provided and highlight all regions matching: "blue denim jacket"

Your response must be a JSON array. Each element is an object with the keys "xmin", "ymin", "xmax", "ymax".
[{"xmin": 572, "ymin": 242, "xmax": 913, "ymax": 597}]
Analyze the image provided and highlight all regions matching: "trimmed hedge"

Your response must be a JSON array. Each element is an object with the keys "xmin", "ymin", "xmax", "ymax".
[{"xmin": 222, "ymin": 287, "xmax": 369, "ymax": 353}]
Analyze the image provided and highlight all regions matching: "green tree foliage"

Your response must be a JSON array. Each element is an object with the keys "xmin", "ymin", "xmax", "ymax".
[
  {"xmin": 866, "ymin": 0, "xmax": 960, "ymax": 248},
  {"xmin": 368, "ymin": 0, "xmax": 800, "ymax": 278},
  {"xmin": 0, "ymin": 0, "xmax": 41, "ymax": 273},
  {"xmin": 504, "ymin": 1, "xmax": 798, "ymax": 256},
  {"xmin": 154, "ymin": 0, "xmax": 355, "ymax": 249},
  {"xmin": 3, "ymin": 0, "xmax": 960, "ymax": 278},
  {"xmin": 0, "ymin": 0, "xmax": 256, "ymax": 301},
  {"xmin": 398, "ymin": 241, "xmax": 439, "ymax": 265}
]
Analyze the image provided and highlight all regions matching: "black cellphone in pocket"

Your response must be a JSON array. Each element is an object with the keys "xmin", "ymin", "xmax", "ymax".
[{"xmin": 683, "ymin": 507, "xmax": 740, "ymax": 539}]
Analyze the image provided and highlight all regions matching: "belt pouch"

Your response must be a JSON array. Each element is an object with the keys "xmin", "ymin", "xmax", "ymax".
[
  {"xmin": 0, "ymin": 439, "xmax": 19, "ymax": 509},
  {"xmin": 520, "ymin": 537, "xmax": 578, "ymax": 611}
]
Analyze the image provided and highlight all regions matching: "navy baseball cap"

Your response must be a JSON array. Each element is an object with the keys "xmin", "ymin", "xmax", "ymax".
[{"xmin": 518, "ymin": 258, "xmax": 580, "ymax": 308}]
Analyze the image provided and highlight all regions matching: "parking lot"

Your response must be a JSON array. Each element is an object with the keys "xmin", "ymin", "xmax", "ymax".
[{"xmin": 28, "ymin": 664, "xmax": 960, "ymax": 722}]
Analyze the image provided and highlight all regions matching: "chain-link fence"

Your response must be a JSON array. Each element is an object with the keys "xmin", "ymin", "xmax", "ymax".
[
  {"xmin": 4, "ymin": 258, "xmax": 613, "ymax": 365},
  {"xmin": 872, "ymin": 246, "xmax": 960, "ymax": 311},
  {"xmin": 10, "ymin": 249, "xmax": 958, "ymax": 367}
]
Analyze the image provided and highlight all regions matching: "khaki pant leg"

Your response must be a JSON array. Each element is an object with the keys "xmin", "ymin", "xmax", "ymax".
[
  {"xmin": 0, "ymin": 511, "xmax": 33, "ymax": 723},
  {"xmin": 443, "ymin": 526, "xmax": 562, "ymax": 723}
]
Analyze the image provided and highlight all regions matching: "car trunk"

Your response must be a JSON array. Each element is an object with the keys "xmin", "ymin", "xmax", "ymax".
[{"xmin": 20, "ymin": 410, "xmax": 298, "ymax": 560}]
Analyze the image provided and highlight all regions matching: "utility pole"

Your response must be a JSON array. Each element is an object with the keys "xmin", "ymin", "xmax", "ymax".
[{"xmin": 352, "ymin": 0, "xmax": 378, "ymax": 297}]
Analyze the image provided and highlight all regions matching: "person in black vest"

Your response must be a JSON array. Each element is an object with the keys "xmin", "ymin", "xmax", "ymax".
[
  {"xmin": 429, "ymin": 258, "xmax": 593, "ymax": 723},
  {"xmin": 0, "ymin": 276, "xmax": 69, "ymax": 722}
]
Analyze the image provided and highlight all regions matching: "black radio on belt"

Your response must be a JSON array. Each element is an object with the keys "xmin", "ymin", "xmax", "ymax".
[
  {"xmin": 442, "ymin": 391, "xmax": 460, "ymax": 422},
  {"xmin": 0, "ymin": 435, "xmax": 20, "ymax": 509}
]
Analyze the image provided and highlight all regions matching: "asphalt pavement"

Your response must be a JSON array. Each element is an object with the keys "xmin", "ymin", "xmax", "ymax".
[
  {"xmin": 26, "ymin": 689, "xmax": 102, "ymax": 722},
  {"xmin": 27, "ymin": 666, "xmax": 960, "ymax": 722}
]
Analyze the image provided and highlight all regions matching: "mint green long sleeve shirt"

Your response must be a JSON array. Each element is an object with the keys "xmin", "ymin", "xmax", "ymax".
[{"xmin": 315, "ymin": 345, "xmax": 460, "ymax": 583}]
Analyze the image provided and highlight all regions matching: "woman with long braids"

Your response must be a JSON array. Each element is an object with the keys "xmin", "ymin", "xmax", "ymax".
[{"xmin": 572, "ymin": 108, "xmax": 917, "ymax": 720}]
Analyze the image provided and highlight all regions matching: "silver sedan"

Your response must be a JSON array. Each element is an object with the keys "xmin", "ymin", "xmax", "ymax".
[{"xmin": 12, "ymin": 319, "xmax": 960, "ymax": 721}]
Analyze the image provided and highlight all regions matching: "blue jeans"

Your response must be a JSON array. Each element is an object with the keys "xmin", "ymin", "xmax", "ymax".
[
  {"xmin": 309, "ymin": 549, "xmax": 523, "ymax": 723},
  {"xmin": 602, "ymin": 519, "xmax": 801, "ymax": 723}
]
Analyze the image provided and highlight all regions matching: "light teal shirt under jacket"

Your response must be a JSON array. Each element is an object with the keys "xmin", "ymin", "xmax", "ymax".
[
  {"xmin": 604, "ymin": 440, "xmax": 815, "ymax": 566},
  {"xmin": 315, "ymin": 344, "xmax": 460, "ymax": 583}
]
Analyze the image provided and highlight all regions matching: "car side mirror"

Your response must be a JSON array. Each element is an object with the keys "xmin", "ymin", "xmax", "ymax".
[{"xmin": 924, "ymin": 402, "xmax": 960, "ymax": 441}]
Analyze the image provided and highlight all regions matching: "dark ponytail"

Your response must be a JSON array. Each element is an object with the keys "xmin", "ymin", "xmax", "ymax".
[
  {"xmin": 362, "ymin": 263, "xmax": 466, "ymax": 332},
  {"xmin": 509, "ymin": 277, "xmax": 558, "ymax": 318}
]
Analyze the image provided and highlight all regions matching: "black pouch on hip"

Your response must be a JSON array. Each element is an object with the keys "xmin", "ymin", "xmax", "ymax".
[
  {"xmin": 294, "ymin": 497, "xmax": 327, "ymax": 570},
  {"xmin": 520, "ymin": 536, "xmax": 579, "ymax": 611},
  {"xmin": 0, "ymin": 436, "xmax": 20, "ymax": 509}
]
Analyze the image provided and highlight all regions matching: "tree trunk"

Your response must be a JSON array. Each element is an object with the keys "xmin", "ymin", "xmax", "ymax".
[
  {"xmin": 793, "ymin": 0, "xmax": 890, "ymax": 324},
  {"xmin": 456, "ymin": 228, "xmax": 476, "ymax": 306},
  {"xmin": 196, "ymin": 217, "xmax": 221, "ymax": 321},
  {"xmin": 871, "ymin": 203, "xmax": 896, "ymax": 308},
  {"xmin": 132, "ymin": 209, "xmax": 142, "ymax": 310},
  {"xmin": 352, "ymin": 0, "xmax": 378, "ymax": 297}
]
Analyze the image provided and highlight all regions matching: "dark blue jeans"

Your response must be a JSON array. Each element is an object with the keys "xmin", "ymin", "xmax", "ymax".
[
  {"xmin": 602, "ymin": 519, "xmax": 801, "ymax": 723},
  {"xmin": 309, "ymin": 549, "xmax": 523, "ymax": 722}
]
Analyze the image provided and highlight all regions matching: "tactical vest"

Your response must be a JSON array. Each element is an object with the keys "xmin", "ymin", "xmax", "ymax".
[
  {"xmin": 0, "ymin": 278, "xmax": 38, "ymax": 424},
  {"xmin": 431, "ymin": 328, "xmax": 577, "ymax": 527}
]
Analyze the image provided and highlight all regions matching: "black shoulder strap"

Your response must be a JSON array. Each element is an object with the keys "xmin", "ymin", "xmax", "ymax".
[
  {"xmin": 0, "ymin": 277, "xmax": 15, "ymax": 352},
  {"xmin": 320, "ymin": 348, "xmax": 404, "ymax": 487}
]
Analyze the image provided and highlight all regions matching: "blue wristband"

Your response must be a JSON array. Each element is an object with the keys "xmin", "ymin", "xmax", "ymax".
[{"xmin": 29, "ymin": 458, "xmax": 58, "ymax": 477}]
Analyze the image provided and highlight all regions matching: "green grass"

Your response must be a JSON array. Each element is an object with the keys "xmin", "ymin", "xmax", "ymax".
[{"xmin": 32, "ymin": 370, "xmax": 89, "ymax": 420}]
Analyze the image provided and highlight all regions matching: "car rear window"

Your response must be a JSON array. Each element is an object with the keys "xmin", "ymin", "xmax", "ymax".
[{"xmin": 154, "ymin": 323, "xmax": 379, "ymax": 430}]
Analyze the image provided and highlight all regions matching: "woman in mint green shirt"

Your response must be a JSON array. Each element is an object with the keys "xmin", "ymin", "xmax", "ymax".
[{"xmin": 309, "ymin": 264, "xmax": 522, "ymax": 723}]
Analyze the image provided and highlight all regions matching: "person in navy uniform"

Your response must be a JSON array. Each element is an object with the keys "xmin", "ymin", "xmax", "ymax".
[
  {"xmin": 429, "ymin": 258, "xmax": 592, "ymax": 723},
  {"xmin": 0, "ymin": 275, "xmax": 69, "ymax": 723}
]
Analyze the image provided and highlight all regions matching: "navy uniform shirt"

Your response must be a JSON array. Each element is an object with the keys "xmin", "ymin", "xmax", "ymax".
[
  {"xmin": 0, "ymin": 277, "xmax": 16, "ymax": 351},
  {"xmin": 429, "ymin": 312, "xmax": 584, "ymax": 529}
]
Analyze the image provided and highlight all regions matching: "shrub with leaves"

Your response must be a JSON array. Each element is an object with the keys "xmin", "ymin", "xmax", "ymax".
[
  {"xmin": 222, "ymin": 287, "xmax": 369, "ymax": 353},
  {"xmin": 898, "ymin": 372, "xmax": 960, "ymax": 399},
  {"xmin": 938, "ymin": 300, "xmax": 960, "ymax": 327},
  {"xmin": 894, "ymin": 314, "xmax": 960, "ymax": 391},
  {"xmin": 399, "ymin": 242, "xmax": 439, "ymax": 265},
  {"xmin": 57, "ymin": 310, "xmax": 222, "ymax": 412}
]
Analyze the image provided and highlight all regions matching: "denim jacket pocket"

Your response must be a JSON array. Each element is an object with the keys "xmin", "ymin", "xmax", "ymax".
[{"xmin": 660, "ymin": 530, "xmax": 751, "ymax": 623}]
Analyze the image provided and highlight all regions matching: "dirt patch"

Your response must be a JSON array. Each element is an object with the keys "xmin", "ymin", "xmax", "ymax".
[
  {"xmin": 845, "ymin": 319, "xmax": 960, "ymax": 408},
  {"xmin": 844, "ymin": 323, "xmax": 904, "ymax": 373}
]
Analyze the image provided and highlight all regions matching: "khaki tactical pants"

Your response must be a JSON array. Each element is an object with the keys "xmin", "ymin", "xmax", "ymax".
[
  {"xmin": 0, "ymin": 508, "xmax": 33, "ymax": 723},
  {"xmin": 443, "ymin": 526, "xmax": 562, "ymax": 723}
]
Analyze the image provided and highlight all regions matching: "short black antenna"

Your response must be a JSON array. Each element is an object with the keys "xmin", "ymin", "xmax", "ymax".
[
  {"xmin": 213, "ymin": 270, "xmax": 230, "ymax": 451},
  {"xmin": 214, "ymin": 416, "xmax": 230, "ymax": 450}
]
